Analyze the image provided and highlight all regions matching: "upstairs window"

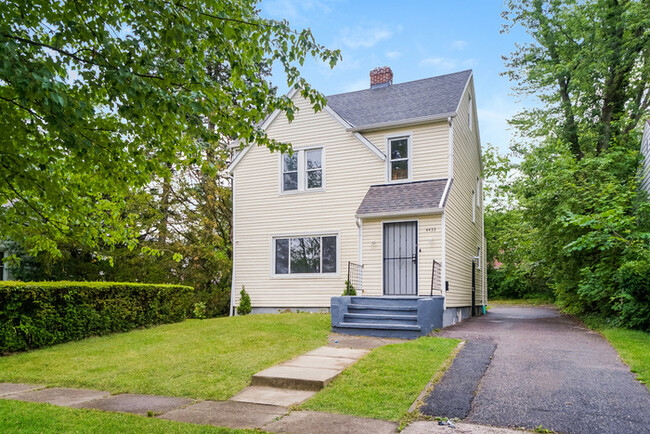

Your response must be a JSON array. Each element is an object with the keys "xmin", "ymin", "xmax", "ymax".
[
  {"xmin": 274, "ymin": 235, "xmax": 337, "ymax": 275},
  {"xmin": 306, "ymin": 149, "xmax": 322, "ymax": 189},
  {"xmin": 282, "ymin": 148, "xmax": 324, "ymax": 192},
  {"xmin": 389, "ymin": 137, "xmax": 410, "ymax": 181},
  {"xmin": 282, "ymin": 154, "xmax": 298, "ymax": 191}
]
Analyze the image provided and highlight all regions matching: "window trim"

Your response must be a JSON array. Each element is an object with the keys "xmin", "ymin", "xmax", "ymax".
[
  {"xmin": 279, "ymin": 146, "xmax": 326, "ymax": 195},
  {"xmin": 270, "ymin": 231, "xmax": 340, "ymax": 278},
  {"xmin": 472, "ymin": 189, "xmax": 476, "ymax": 223},
  {"xmin": 385, "ymin": 133, "xmax": 413, "ymax": 183}
]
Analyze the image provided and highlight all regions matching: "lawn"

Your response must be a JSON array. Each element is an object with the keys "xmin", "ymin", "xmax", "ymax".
[
  {"xmin": 0, "ymin": 399, "xmax": 255, "ymax": 433},
  {"xmin": 488, "ymin": 297, "xmax": 555, "ymax": 306},
  {"xmin": 301, "ymin": 337, "xmax": 460, "ymax": 421},
  {"xmin": 600, "ymin": 328, "xmax": 650, "ymax": 391},
  {"xmin": 0, "ymin": 313, "xmax": 330, "ymax": 400}
]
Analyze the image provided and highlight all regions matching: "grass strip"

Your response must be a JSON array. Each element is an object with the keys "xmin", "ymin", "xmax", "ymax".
[
  {"xmin": 0, "ymin": 313, "xmax": 330, "ymax": 400},
  {"xmin": 488, "ymin": 298, "xmax": 554, "ymax": 306},
  {"xmin": 600, "ymin": 328, "xmax": 650, "ymax": 391},
  {"xmin": 0, "ymin": 399, "xmax": 255, "ymax": 433},
  {"xmin": 301, "ymin": 337, "xmax": 460, "ymax": 421}
]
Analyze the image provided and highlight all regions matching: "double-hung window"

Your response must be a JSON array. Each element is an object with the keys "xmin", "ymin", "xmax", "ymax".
[
  {"xmin": 388, "ymin": 137, "xmax": 410, "ymax": 181},
  {"xmin": 274, "ymin": 235, "xmax": 337, "ymax": 275},
  {"xmin": 282, "ymin": 148, "xmax": 323, "ymax": 192}
]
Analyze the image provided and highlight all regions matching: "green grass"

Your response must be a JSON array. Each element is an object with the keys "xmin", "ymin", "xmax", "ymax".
[
  {"xmin": 301, "ymin": 337, "xmax": 460, "ymax": 421},
  {"xmin": 600, "ymin": 328, "xmax": 650, "ymax": 390},
  {"xmin": 0, "ymin": 399, "xmax": 254, "ymax": 433},
  {"xmin": 0, "ymin": 313, "xmax": 329, "ymax": 400},
  {"xmin": 488, "ymin": 297, "xmax": 554, "ymax": 306}
]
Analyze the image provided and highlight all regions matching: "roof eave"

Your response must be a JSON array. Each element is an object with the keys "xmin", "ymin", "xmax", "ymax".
[
  {"xmin": 356, "ymin": 207, "xmax": 444, "ymax": 220},
  {"xmin": 348, "ymin": 112, "xmax": 457, "ymax": 133}
]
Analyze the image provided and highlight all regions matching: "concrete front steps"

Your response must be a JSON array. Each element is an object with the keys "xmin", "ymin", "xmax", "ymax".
[
  {"xmin": 230, "ymin": 346, "xmax": 368, "ymax": 407},
  {"xmin": 331, "ymin": 296, "xmax": 444, "ymax": 339}
]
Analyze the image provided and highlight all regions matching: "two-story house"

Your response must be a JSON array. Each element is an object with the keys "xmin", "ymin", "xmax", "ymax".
[{"xmin": 227, "ymin": 67, "xmax": 486, "ymax": 336}]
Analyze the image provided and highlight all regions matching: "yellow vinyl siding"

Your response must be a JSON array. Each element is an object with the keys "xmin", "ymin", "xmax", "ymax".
[
  {"xmin": 363, "ymin": 122, "xmax": 449, "ymax": 182},
  {"xmin": 233, "ymin": 96, "xmax": 385, "ymax": 308},
  {"xmin": 443, "ymin": 77, "xmax": 487, "ymax": 308},
  {"xmin": 361, "ymin": 215, "xmax": 443, "ymax": 296}
]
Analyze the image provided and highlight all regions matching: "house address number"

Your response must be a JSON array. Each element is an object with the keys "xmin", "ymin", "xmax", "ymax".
[{"xmin": 425, "ymin": 227, "xmax": 436, "ymax": 232}]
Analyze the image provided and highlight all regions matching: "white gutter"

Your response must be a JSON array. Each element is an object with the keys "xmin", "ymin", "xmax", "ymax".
[
  {"xmin": 439, "ymin": 179, "xmax": 452, "ymax": 208},
  {"xmin": 356, "ymin": 208, "xmax": 444, "ymax": 220}
]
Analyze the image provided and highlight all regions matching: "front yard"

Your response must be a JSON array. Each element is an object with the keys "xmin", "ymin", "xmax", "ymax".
[
  {"xmin": 0, "ymin": 400, "xmax": 255, "ymax": 433},
  {"xmin": 302, "ymin": 337, "xmax": 460, "ymax": 421},
  {"xmin": 0, "ymin": 313, "xmax": 330, "ymax": 400}
]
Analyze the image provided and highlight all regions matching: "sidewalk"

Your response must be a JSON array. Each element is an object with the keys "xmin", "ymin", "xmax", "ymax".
[{"xmin": 0, "ymin": 335, "xmax": 402, "ymax": 433}]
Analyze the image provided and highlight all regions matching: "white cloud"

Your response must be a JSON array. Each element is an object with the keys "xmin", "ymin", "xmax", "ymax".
[
  {"xmin": 261, "ymin": 0, "xmax": 332, "ymax": 23},
  {"xmin": 342, "ymin": 78, "xmax": 368, "ymax": 93},
  {"xmin": 477, "ymin": 96, "xmax": 519, "ymax": 153},
  {"xmin": 420, "ymin": 57, "xmax": 458, "ymax": 70},
  {"xmin": 340, "ymin": 25, "xmax": 393, "ymax": 49},
  {"xmin": 450, "ymin": 40, "xmax": 468, "ymax": 51},
  {"xmin": 386, "ymin": 50, "xmax": 403, "ymax": 60}
]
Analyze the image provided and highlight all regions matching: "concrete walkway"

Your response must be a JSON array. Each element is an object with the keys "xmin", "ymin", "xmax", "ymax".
[
  {"xmin": 431, "ymin": 306, "xmax": 650, "ymax": 434},
  {"xmin": 0, "ymin": 337, "xmax": 397, "ymax": 432},
  {"xmin": 230, "ymin": 346, "xmax": 369, "ymax": 406}
]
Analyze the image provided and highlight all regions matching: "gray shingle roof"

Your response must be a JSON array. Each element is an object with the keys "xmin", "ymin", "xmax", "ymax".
[
  {"xmin": 326, "ymin": 70, "xmax": 471, "ymax": 129},
  {"xmin": 356, "ymin": 179, "xmax": 451, "ymax": 217}
]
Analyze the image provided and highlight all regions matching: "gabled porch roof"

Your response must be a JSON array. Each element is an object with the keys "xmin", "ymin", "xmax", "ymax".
[{"xmin": 355, "ymin": 179, "xmax": 451, "ymax": 219}]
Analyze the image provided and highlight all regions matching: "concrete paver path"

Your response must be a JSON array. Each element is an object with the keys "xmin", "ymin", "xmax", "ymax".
[
  {"xmin": 233, "ymin": 345, "xmax": 368, "ymax": 406},
  {"xmin": 434, "ymin": 306, "xmax": 650, "ymax": 434}
]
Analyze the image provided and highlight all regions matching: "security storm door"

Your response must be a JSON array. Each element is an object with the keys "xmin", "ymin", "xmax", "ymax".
[{"xmin": 383, "ymin": 221, "xmax": 418, "ymax": 296}]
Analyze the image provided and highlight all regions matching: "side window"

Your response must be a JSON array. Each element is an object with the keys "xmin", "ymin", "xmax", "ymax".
[
  {"xmin": 389, "ymin": 137, "xmax": 410, "ymax": 181},
  {"xmin": 281, "ymin": 148, "xmax": 324, "ymax": 192},
  {"xmin": 472, "ymin": 189, "xmax": 476, "ymax": 223}
]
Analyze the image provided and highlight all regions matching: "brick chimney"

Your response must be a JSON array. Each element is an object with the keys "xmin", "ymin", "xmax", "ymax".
[{"xmin": 370, "ymin": 66, "xmax": 393, "ymax": 89}]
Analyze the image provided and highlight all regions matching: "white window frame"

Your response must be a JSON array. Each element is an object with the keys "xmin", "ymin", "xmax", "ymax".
[
  {"xmin": 386, "ymin": 133, "xmax": 413, "ymax": 183},
  {"xmin": 271, "ymin": 232, "xmax": 340, "ymax": 278},
  {"xmin": 279, "ymin": 146, "xmax": 325, "ymax": 194},
  {"xmin": 472, "ymin": 189, "xmax": 476, "ymax": 223}
]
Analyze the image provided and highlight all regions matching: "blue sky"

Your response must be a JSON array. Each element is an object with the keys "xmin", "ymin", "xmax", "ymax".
[{"xmin": 259, "ymin": 0, "xmax": 533, "ymax": 152}]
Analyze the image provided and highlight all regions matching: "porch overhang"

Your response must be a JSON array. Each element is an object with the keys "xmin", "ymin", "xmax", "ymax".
[
  {"xmin": 355, "ymin": 179, "xmax": 451, "ymax": 219},
  {"xmin": 356, "ymin": 208, "xmax": 444, "ymax": 220}
]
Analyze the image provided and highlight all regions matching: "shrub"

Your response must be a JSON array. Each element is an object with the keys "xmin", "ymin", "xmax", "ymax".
[
  {"xmin": 614, "ymin": 261, "xmax": 650, "ymax": 331},
  {"xmin": 192, "ymin": 301, "xmax": 207, "ymax": 319},
  {"xmin": 237, "ymin": 287, "xmax": 251, "ymax": 315},
  {"xmin": 342, "ymin": 280, "xmax": 357, "ymax": 296},
  {"xmin": 0, "ymin": 281, "xmax": 193, "ymax": 353}
]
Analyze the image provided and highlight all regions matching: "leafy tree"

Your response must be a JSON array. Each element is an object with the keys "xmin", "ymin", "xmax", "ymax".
[
  {"xmin": 0, "ymin": 0, "xmax": 340, "ymax": 260},
  {"xmin": 7, "ymin": 144, "xmax": 235, "ymax": 317},
  {"xmin": 497, "ymin": 0, "xmax": 650, "ymax": 328}
]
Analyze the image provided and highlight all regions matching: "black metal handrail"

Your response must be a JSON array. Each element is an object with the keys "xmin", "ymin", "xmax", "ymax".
[{"xmin": 430, "ymin": 259, "xmax": 442, "ymax": 296}]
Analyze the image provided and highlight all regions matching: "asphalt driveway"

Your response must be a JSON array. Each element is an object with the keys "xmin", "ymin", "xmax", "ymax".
[{"xmin": 431, "ymin": 306, "xmax": 650, "ymax": 434}]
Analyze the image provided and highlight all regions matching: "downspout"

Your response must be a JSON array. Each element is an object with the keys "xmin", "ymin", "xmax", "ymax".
[
  {"xmin": 356, "ymin": 217, "xmax": 363, "ymax": 293},
  {"xmin": 442, "ymin": 117, "xmax": 454, "ymax": 311},
  {"xmin": 229, "ymin": 172, "xmax": 236, "ymax": 316}
]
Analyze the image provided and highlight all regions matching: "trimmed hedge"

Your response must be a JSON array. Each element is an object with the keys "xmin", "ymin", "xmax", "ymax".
[{"xmin": 0, "ymin": 281, "xmax": 194, "ymax": 353}]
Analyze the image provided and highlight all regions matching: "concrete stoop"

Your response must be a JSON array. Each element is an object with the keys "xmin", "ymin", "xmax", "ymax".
[{"xmin": 231, "ymin": 346, "xmax": 368, "ymax": 406}]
